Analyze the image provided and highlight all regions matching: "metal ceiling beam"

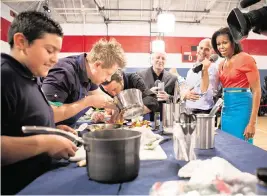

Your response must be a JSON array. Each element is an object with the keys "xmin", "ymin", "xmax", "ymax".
[
  {"xmin": 80, "ymin": 0, "xmax": 85, "ymax": 24},
  {"xmin": 193, "ymin": 0, "xmax": 200, "ymax": 20},
  {"xmin": 52, "ymin": 7, "xmax": 208, "ymax": 13},
  {"xmin": 107, "ymin": 0, "xmax": 110, "ymax": 19},
  {"xmin": 25, "ymin": 1, "xmax": 37, "ymax": 10},
  {"xmin": 62, "ymin": 0, "xmax": 68, "ymax": 22},
  {"xmin": 117, "ymin": 0, "xmax": 120, "ymax": 19},
  {"xmin": 71, "ymin": 0, "xmax": 78, "ymax": 22},
  {"xmin": 99, "ymin": 8, "xmax": 209, "ymax": 13},
  {"xmin": 196, "ymin": 0, "xmax": 218, "ymax": 21},
  {"xmin": 224, "ymin": 0, "xmax": 232, "ymax": 20},
  {"xmin": 140, "ymin": 0, "xmax": 142, "ymax": 19},
  {"xmin": 1, "ymin": 0, "xmax": 44, "ymax": 2},
  {"xmin": 35, "ymin": 1, "xmax": 42, "ymax": 11},
  {"xmin": 210, "ymin": 11, "xmax": 232, "ymax": 14},
  {"xmin": 57, "ymin": 12, "xmax": 99, "ymax": 15},
  {"xmin": 151, "ymin": 0, "xmax": 158, "ymax": 21},
  {"xmin": 53, "ymin": 8, "xmax": 97, "ymax": 11},
  {"xmin": 183, "ymin": 0, "xmax": 188, "ymax": 19},
  {"xmin": 93, "ymin": 0, "xmax": 108, "ymax": 22},
  {"xmin": 106, "ymin": 19, "xmax": 200, "ymax": 24},
  {"xmin": 48, "ymin": 1, "xmax": 67, "ymax": 23},
  {"xmin": 204, "ymin": 14, "xmax": 228, "ymax": 18}
]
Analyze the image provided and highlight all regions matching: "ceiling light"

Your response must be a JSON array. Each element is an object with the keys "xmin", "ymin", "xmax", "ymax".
[{"xmin": 157, "ymin": 13, "xmax": 175, "ymax": 33}]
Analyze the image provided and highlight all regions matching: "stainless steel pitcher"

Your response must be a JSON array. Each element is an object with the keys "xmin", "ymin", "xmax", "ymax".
[
  {"xmin": 173, "ymin": 112, "xmax": 197, "ymax": 161},
  {"xmin": 173, "ymin": 103, "xmax": 181, "ymax": 123},
  {"xmin": 162, "ymin": 103, "xmax": 181, "ymax": 134},
  {"xmin": 162, "ymin": 103, "xmax": 174, "ymax": 126},
  {"xmin": 195, "ymin": 114, "xmax": 215, "ymax": 149}
]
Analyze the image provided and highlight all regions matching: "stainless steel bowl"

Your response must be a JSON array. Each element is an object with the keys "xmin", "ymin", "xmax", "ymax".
[
  {"xmin": 114, "ymin": 89, "xmax": 144, "ymax": 119},
  {"xmin": 87, "ymin": 123, "xmax": 122, "ymax": 132}
]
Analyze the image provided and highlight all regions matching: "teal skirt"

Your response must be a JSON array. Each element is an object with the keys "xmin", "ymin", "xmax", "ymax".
[{"xmin": 221, "ymin": 88, "xmax": 253, "ymax": 143}]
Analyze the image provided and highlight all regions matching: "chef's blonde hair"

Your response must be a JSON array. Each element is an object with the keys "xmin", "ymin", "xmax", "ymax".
[{"xmin": 87, "ymin": 38, "xmax": 126, "ymax": 69}]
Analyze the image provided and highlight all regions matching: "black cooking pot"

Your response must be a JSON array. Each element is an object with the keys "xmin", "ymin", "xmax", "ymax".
[{"xmin": 82, "ymin": 129, "xmax": 142, "ymax": 183}]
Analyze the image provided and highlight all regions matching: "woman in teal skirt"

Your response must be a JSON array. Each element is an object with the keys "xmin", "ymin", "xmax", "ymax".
[{"xmin": 207, "ymin": 27, "xmax": 261, "ymax": 143}]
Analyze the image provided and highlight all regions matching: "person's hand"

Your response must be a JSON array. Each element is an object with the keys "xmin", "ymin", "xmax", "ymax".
[
  {"xmin": 150, "ymin": 87, "xmax": 160, "ymax": 94},
  {"xmin": 43, "ymin": 135, "xmax": 78, "ymax": 160},
  {"xmin": 56, "ymin": 124, "xmax": 78, "ymax": 135},
  {"xmin": 243, "ymin": 124, "xmax": 256, "ymax": 140},
  {"xmin": 201, "ymin": 58, "xmax": 212, "ymax": 71},
  {"xmin": 88, "ymin": 95, "xmax": 116, "ymax": 109},
  {"xmin": 185, "ymin": 90, "xmax": 201, "ymax": 101},
  {"xmin": 108, "ymin": 109, "xmax": 125, "ymax": 124},
  {"xmin": 105, "ymin": 108, "xmax": 113, "ymax": 115},
  {"xmin": 91, "ymin": 111, "xmax": 105, "ymax": 123},
  {"xmin": 157, "ymin": 91, "xmax": 170, "ymax": 101}
]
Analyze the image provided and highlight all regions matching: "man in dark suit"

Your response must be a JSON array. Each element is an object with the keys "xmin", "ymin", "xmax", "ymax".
[{"xmin": 137, "ymin": 52, "xmax": 177, "ymax": 120}]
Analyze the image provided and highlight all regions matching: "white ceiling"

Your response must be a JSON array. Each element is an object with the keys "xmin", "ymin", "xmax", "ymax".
[{"xmin": 1, "ymin": 0, "xmax": 267, "ymax": 26}]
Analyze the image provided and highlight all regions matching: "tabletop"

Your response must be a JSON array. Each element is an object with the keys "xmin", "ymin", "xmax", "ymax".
[{"xmin": 19, "ymin": 130, "xmax": 267, "ymax": 195}]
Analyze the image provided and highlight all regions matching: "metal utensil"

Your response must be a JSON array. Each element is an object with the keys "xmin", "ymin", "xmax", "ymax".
[
  {"xmin": 179, "ymin": 113, "xmax": 196, "ymax": 124},
  {"xmin": 179, "ymin": 112, "xmax": 197, "ymax": 136},
  {"xmin": 209, "ymin": 98, "xmax": 224, "ymax": 116},
  {"xmin": 113, "ymin": 89, "xmax": 144, "ymax": 119},
  {"xmin": 22, "ymin": 126, "xmax": 84, "ymax": 146},
  {"xmin": 174, "ymin": 81, "xmax": 180, "ymax": 104}
]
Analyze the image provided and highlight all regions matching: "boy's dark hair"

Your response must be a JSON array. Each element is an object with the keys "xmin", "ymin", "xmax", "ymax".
[
  {"xmin": 8, "ymin": 11, "xmax": 63, "ymax": 48},
  {"xmin": 211, "ymin": 27, "xmax": 242, "ymax": 57}
]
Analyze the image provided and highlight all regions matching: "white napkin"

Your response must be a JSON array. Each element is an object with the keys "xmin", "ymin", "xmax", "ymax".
[
  {"xmin": 178, "ymin": 157, "xmax": 257, "ymax": 185},
  {"xmin": 128, "ymin": 126, "xmax": 163, "ymax": 149},
  {"xmin": 69, "ymin": 146, "xmax": 86, "ymax": 162}
]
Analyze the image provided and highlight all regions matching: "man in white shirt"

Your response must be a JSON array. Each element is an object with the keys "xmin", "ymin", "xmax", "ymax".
[{"xmin": 184, "ymin": 38, "xmax": 220, "ymax": 114}]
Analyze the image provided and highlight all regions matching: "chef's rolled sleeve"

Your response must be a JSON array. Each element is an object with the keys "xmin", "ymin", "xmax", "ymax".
[{"xmin": 42, "ymin": 67, "xmax": 75, "ymax": 103}]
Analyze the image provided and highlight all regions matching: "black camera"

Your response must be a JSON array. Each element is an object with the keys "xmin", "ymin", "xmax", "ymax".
[{"xmin": 227, "ymin": 0, "xmax": 267, "ymax": 41}]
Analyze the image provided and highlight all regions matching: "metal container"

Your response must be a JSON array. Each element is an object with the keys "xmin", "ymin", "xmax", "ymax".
[
  {"xmin": 173, "ymin": 122, "xmax": 197, "ymax": 161},
  {"xmin": 162, "ymin": 103, "xmax": 174, "ymax": 128},
  {"xmin": 179, "ymin": 101, "xmax": 186, "ymax": 114},
  {"xmin": 173, "ymin": 103, "xmax": 181, "ymax": 123},
  {"xmin": 195, "ymin": 114, "xmax": 215, "ymax": 149},
  {"xmin": 114, "ymin": 89, "xmax": 144, "ymax": 119},
  {"xmin": 154, "ymin": 112, "xmax": 161, "ymax": 130},
  {"xmin": 162, "ymin": 103, "xmax": 181, "ymax": 134},
  {"xmin": 83, "ymin": 129, "xmax": 142, "ymax": 183},
  {"xmin": 87, "ymin": 123, "xmax": 122, "ymax": 132}
]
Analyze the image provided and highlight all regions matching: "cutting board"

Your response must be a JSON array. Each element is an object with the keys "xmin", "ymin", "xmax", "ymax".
[{"xmin": 140, "ymin": 145, "xmax": 167, "ymax": 160}]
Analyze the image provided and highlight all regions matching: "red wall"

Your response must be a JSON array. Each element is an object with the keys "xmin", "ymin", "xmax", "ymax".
[{"xmin": 1, "ymin": 17, "xmax": 267, "ymax": 55}]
